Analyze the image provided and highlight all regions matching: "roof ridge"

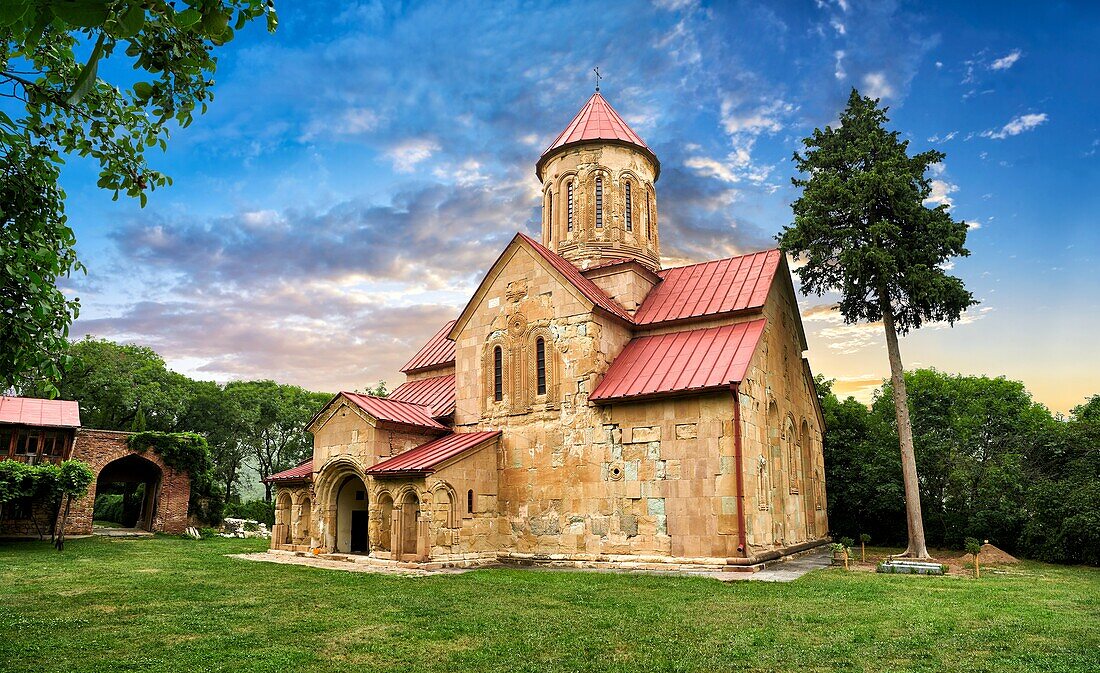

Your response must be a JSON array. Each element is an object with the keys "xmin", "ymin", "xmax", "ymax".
[
  {"xmin": 657, "ymin": 248, "xmax": 781, "ymax": 276},
  {"xmin": 517, "ymin": 233, "xmax": 634, "ymax": 323}
]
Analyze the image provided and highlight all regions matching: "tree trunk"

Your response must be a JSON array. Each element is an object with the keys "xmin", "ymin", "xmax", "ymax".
[
  {"xmin": 881, "ymin": 298, "xmax": 932, "ymax": 559},
  {"xmin": 54, "ymin": 495, "xmax": 73, "ymax": 552}
]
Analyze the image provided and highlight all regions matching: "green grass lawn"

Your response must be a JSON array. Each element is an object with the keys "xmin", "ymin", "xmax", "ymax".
[{"xmin": 0, "ymin": 537, "xmax": 1096, "ymax": 673}]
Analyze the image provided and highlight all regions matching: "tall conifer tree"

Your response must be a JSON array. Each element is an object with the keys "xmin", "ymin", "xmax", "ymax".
[{"xmin": 779, "ymin": 90, "xmax": 976, "ymax": 559}]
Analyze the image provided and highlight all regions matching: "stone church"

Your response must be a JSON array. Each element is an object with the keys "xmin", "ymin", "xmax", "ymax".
[{"xmin": 266, "ymin": 90, "xmax": 828, "ymax": 570}]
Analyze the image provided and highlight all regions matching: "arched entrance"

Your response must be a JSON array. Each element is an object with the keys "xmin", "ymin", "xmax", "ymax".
[
  {"xmin": 276, "ymin": 492, "xmax": 293, "ymax": 545},
  {"xmin": 335, "ymin": 475, "xmax": 369, "ymax": 553},
  {"xmin": 398, "ymin": 491, "xmax": 421, "ymax": 561},
  {"xmin": 298, "ymin": 497, "xmax": 312, "ymax": 546},
  {"xmin": 92, "ymin": 454, "xmax": 162, "ymax": 532},
  {"xmin": 377, "ymin": 492, "xmax": 394, "ymax": 552}
]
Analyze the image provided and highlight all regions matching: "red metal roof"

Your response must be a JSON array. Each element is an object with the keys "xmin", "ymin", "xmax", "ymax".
[
  {"xmin": 543, "ymin": 92, "xmax": 650, "ymax": 156},
  {"xmin": 389, "ymin": 374, "xmax": 456, "ymax": 418},
  {"xmin": 633, "ymin": 249, "xmax": 781, "ymax": 326},
  {"xmin": 590, "ymin": 319, "xmax": 767, "ymax": 403},
  {"xmin": 537, "ymin": 92, "xmax": 659, "ymax": 179},
  {"xmin": 343, "ymin": 393, "xmax": 447, "ymax": 431},
  {"xmin": 367, "ymin": 431, "xmax": 501, "ymax": 476},
  {"xmin": 519, "ymin": 234, "xmax": 634, "ymax": 322},
  {"xmin": 263, "ymin": 459, "xmax": 313, "ymax": 484},
  {"xmin": 400, "ymin": 320, "xmax": 457, "ymax": 373},
  {"xmin": 0, "ymin": 396, "xmax": 81, "ymax": 428}
]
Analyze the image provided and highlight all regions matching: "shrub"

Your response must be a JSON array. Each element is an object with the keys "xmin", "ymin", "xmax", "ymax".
[{"xmin": 224, "ymin": 499, "xmax": 275, "ymax": 526}]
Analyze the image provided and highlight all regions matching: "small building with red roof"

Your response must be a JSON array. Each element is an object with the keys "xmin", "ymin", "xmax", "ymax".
[{"xmin": 270, "ymin": 89, "xmax": 827, "ymax": 570}]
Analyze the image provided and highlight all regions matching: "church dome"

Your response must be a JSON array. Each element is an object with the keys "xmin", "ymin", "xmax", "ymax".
[{"xmin": 536, "ymin": 92, "xmax": 660, "ymax": 181}]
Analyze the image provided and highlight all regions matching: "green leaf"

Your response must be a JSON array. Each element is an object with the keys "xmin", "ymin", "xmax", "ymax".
[
  {"xmin": 175, "ymin": 7, "xmax": 201, "ymax": 28},
  {"xmin": 66, "ymin": 32, "xmax": 105, "ymax": 105},
  {"xmin": 117, "ymin": 3, "xmax": 144, "ymax": 38},
  {"xmin": 0, "ymin": 0, "xmax": 30, "ymax": 27},
  {"xmin": 50, "ymin": 0, "xmax": 108, "ymax": 28},
  {"xmin": 133, "ymin": 81, "xmax": 153, "ymax": 101}
]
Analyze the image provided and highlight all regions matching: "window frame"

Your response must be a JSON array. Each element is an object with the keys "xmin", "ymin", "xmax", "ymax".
[
  {"xmin": 535, "ymin": 337, "xmax": 547, "ymax": 396},
  {"xmin": 595, "ymin": 176, "xmax": 603, "ymax": 228},
  {"xmin": 493, "ymin": 346, "xmax": 503, "ymax": 402},
  {"xmin": 624, "ymin": 180, "xmax": 632, "ymax": 232},
  {"xmin": 566, "ymin": 181, "xmax": 574, "ymax": 233}
]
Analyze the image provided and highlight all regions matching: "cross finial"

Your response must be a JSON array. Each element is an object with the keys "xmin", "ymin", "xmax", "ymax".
[{"xmin": 593, "ymin": 66, "xmax": 602, "ymax": 93}]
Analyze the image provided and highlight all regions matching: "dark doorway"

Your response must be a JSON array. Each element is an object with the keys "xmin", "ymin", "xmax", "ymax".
[
  {"xmin": 93, "ymin": 454, "xmax": 162, "ymax": 531},
  {"xmin": 350, "ymin": 510, "xmax": 368, "ymax": 552}
]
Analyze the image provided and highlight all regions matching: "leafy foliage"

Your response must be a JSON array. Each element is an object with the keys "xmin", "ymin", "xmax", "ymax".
[
  {"xmin": 0, "ymin": 0, "xmax": 277, "ymax": 393},
  {"xmin": 128, "ymin": 430, "xmax": 211, "ymax": 476},
  {"xmin": 779, "ymin": 89, "xmax": 976, "ymax": 332},
  {"xmin": 820, "ymin": 370, "xmax": 1100, "ymax": 564},
  {"xmin": 224, "ymin": 498, "xmax": 274, "ymax": 526}
]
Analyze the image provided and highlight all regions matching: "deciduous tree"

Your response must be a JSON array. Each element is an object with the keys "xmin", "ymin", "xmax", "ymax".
[{"xmin": 1, "ymin": 0, "xmax": 277, "ymax": 394}]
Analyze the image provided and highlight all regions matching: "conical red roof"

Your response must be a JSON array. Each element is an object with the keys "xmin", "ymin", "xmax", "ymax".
[{"xmin": 537, "ymin": 92, "xmax": 659, "ymax": 179}]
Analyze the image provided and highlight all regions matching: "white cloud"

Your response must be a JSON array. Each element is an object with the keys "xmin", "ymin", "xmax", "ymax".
[
  {"xmin": 927, "ymin": 131, "xmax": 957, "ymax": 143},
  {"xmin": 926, "ymin": 179, "xmax": 958, "ymax": 208},
  {"xmin": 982, "ymin": 112, "xmax": 1048, "ymax": 140},
  {"xmin": 862, "ymin": 72, "xmax": 894, "ymax": 100},
  {"xmin": 386, "ymin": 138, "xmax": 440, "ymax": 172},
  {"xmin": 831, "ymin": 19, "xmax": 846, "ymax": 35},
  {"xmin": 685, "ymin": 156, "xmax": 740, "ymax": 183},
  {"xmin": 990, "ymin": 49, "xmax": 1022, "ymax": 70},
  {"xmin": 834, "ymin": 50, "xmax": 846, "ymax": 80},
  {"xmin": 965, "ymin": 220, "xmax": 982, "ymax": 230},
  {"xmin": 719, "ymin": 96, "xmax": 792, "ymax": 135},
  {"xmin": 301, "ymin": 106, "xmax": 379, "ymax": 141}
]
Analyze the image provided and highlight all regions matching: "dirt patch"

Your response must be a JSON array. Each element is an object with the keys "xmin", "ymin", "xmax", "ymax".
[{"xmin": 960, "ymin": 543, "xmax": 1020, "ymax": 567}]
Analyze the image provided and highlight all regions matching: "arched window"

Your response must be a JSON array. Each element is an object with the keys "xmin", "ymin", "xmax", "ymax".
[
  {"xmin": 535, "ymin": 337, "xmax": 547, "ymax": 396},
  {"xmin": 646, "ymin": 191, "xmax": 652, "ymax": 240},
  {"xmin": 467, "ymin": 489, "xmax": 474, "ymax": 514},
  {"xmin": 595, "ymin": 176, "xmax": 603, "ymax": 228},
  {"xmin": 566, "ymin": 181, "xmax": 574, "ymax": 233},
  {"xmin": 546, "ymin": 191, "xmax": 552, "ymax": 232},
  {"xmin": 493, "ymin": 346, "xmax": 503, "ymax": 402},
  {"xmin": 624, "ymin": 180, "xmax": 632, "ymax": 232}
]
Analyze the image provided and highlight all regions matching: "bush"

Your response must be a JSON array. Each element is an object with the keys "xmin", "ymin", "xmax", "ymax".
[{"xmin": 224, "ymin": 499, "xmax": 274, "ymax": 526}]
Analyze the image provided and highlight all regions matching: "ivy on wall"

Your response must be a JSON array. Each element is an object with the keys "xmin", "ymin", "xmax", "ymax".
[{"xmin": 127, "ymin": 431, "xmax": 218, "ymax": 521}]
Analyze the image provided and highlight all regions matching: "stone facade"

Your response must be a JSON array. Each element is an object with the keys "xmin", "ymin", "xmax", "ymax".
[{"xmin": 271, "ymin": 91, "xmax": 827, "ymax": 570}]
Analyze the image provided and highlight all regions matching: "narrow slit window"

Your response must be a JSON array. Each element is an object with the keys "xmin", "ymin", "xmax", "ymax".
[
  {"xmin": 546, "ymin": 192, "xmax": 552, "ymax": 232},
  {"xmin": 567, "ymin": 181, "xmax": 574, "ymax": 232},
  {"xmin": 467, "ymin": 489, "xmax": 474, "ymax": 514},
  {"xmin": 624, "ymin": 181, "xmax": 632, "ymax": 232},
  {"xmin": 595, "ymin": 177, "xmax": 603, "ymax": 228},
  {"xmin": 646, "ymin": 193, "xmax": 652, "ymax": 240},
  {"xmin": 536, "ymin": 337, "xmax": 547, "ymax": 396},
  {"xmin": 493, "ymin": 346, "xmax": 503, "ymax": 402}
]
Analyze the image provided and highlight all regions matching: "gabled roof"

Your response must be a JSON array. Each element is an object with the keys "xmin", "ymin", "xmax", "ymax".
[
  {"xmin": 0, "ymin": 396, "xmax": 81, "ymax": 428},
  {"xmin": 633, "ymin": 249, "xmax": 781, "ymax": 326},
  {"xmin": 400, "ymin": 320, "xmax": 457, "ymax": 373},
  {"xmin": 308, "ymin": 392, "xmax": 448, "ymax": 433},
  {"xmin": 389, "ymin": 374, "xmax": 456, "ymax": 418},
  {"xmin": 590, "ymin": 319, "xmax": 766, "ymax": 403},
  {"xmin": 366, "ymin": 431, "xmax": 501, "ymax": 477},
  {"xmin": 343, "ymin": 393, "xmax": 447, "ymax": 430},
  {"xmin": 262, "ymin": 459, "xmax": 312, "ymax": 484},
  {"xmin": 538, "ymin": 92, "xmax": 659, "ymax": 179},
  {"xmin": 450, "ymin": 233, "xmax": 633, "ymax": 339},
  {"xmin": 518, "ymin": 234, "xmax": 634, "ymax": 322}
]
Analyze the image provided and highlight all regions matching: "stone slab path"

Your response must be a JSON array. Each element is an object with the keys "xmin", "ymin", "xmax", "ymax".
[{"xmin": 231, "ymin": 546, "xmax": 834, "ymax": 582}]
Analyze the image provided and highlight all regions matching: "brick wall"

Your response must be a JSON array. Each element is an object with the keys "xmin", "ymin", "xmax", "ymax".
[{"xmin": 65, "ymin": 429, "xmax": 191, "ymax": 535}]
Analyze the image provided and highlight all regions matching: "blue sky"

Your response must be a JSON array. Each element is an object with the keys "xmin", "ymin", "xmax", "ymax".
[{"xmin": 61, "ymin": 0, "xmax": 1099, "ymax": 413}]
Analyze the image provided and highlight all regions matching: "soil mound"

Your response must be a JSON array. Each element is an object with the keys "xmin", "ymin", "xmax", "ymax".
[{"xmin": 961, "ymin": 543, "xmax": 1020, "ymax": 566}]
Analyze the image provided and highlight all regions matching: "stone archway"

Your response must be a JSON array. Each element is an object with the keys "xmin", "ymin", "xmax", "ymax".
[
  {"xmin": 334, "ymin": 475, "xmax": 369, "ymax": 553},
  {"xmin": 297, "ymin": 496, "xmax": 312, "ymax": 545},
  {"xmin": 376, "ymin": 492, "xmax": 394, "ymax": 553},
  {"xmin": 313, "ymin": 458, "xmax": 369, "ymax": 553},
  {"xmin": 398, "ymin": 490, "xmax": 422, "ymax": 561},
  {"xmin": 276, "ymin": 491, "xmax": 293, "ymax": 545},
  {"xmin": 92, "ymin": 453, "xmax": 162, "ymax": 532}
]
